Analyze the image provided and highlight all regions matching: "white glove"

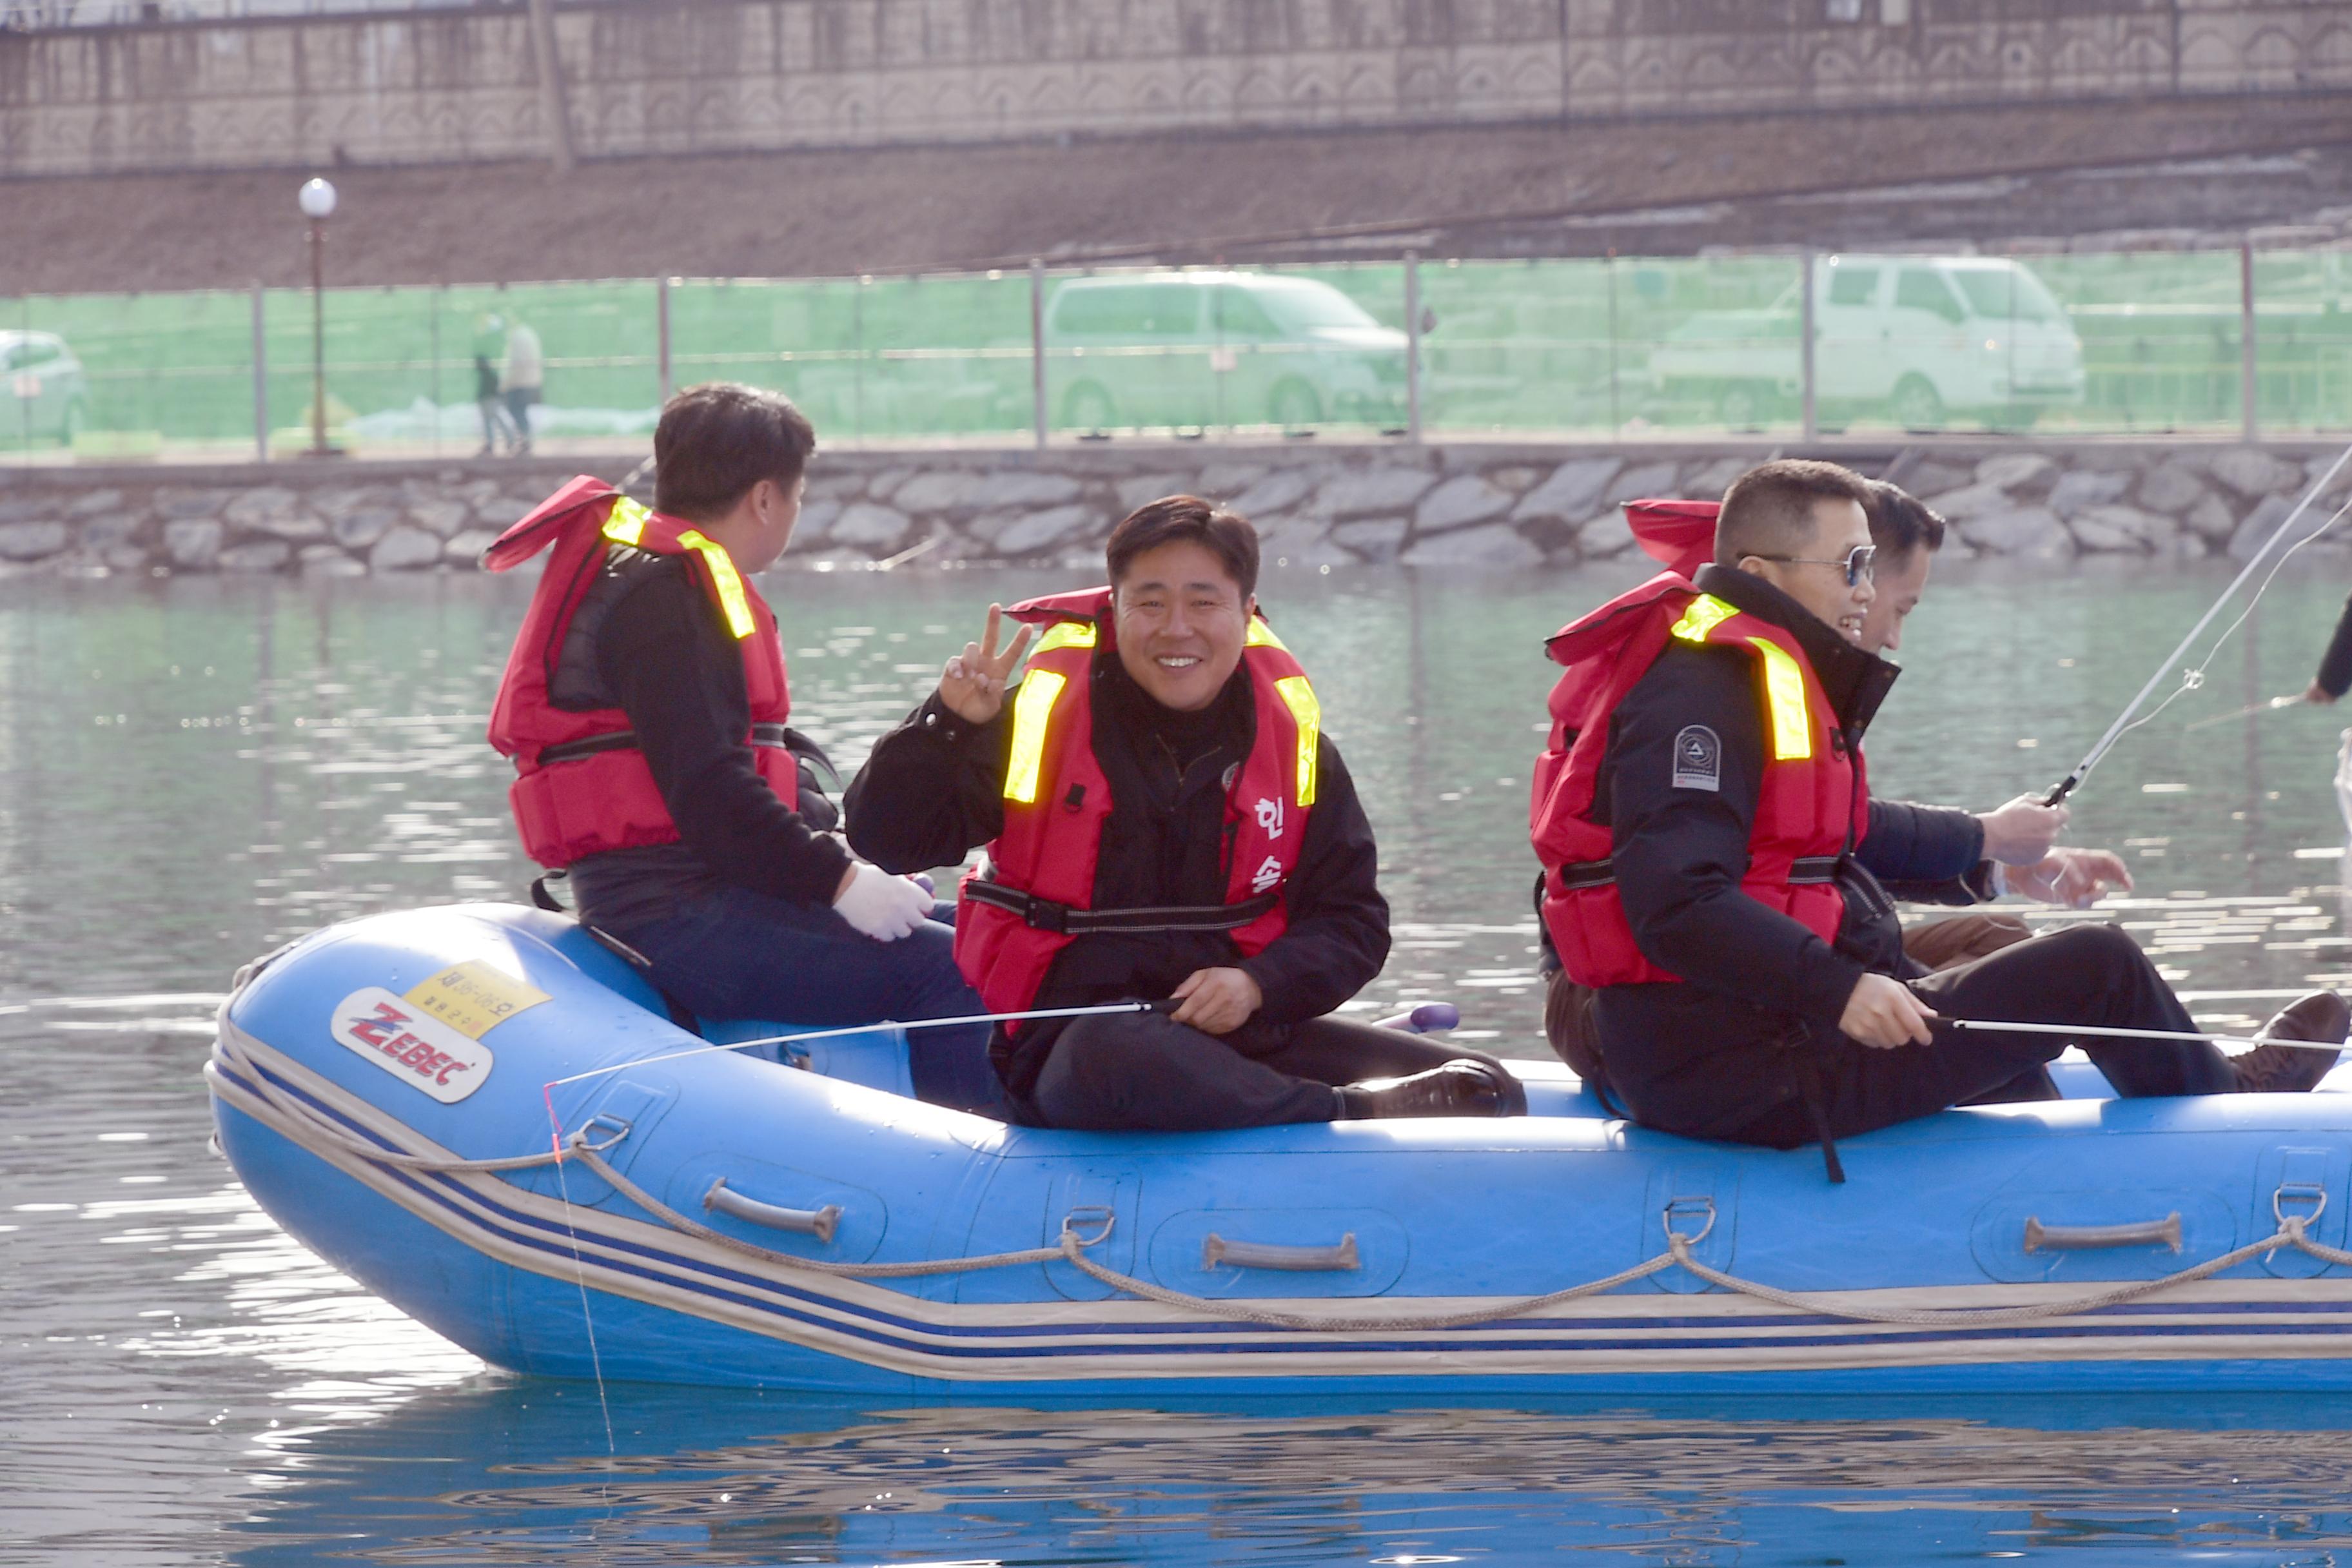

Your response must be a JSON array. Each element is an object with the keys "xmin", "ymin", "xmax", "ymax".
[{"xmin": 832, "ymin": 861, "xmax": 933, "ymax": 942}]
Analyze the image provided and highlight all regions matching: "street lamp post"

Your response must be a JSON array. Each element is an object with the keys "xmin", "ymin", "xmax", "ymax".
[{"xmin": 297, "ymin": 177, "xmax": 340, "ymax": 458}]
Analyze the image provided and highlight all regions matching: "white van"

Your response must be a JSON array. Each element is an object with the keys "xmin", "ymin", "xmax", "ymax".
[
  {"xmin": 1649, "ymin": 255, "xmax": 2086, "ymax": 430},
  {"xmin": 1046, "ymin": 271, "xmax": 1408, "ymax": 431}
]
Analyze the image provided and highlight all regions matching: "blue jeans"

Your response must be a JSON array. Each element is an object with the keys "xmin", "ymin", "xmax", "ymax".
[{"xmin": 603, "ymin": 886, "xmax": 1003, "ymax": 1115}]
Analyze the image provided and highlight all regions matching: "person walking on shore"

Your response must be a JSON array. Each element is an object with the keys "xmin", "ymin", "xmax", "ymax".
[{"xmin": 500, "ymin": 317, "xmax": 544, "ymax": 456}]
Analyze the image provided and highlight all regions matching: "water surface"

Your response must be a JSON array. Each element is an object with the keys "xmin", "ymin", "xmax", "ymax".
[{"xmin": 9, "ymin": 557, "xmax": 2352, "ymax": 1564}]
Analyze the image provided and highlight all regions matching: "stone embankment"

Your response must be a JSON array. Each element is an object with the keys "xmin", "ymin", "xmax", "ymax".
[{"xmin": 0, "ymin": 442, "xmax": 2344, "ymax": 579}]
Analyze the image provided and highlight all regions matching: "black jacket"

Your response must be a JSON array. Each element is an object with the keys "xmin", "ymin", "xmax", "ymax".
[
  {"xmin": 845, "ymin": 649, "xmax": 1389, "ymax": 1102},
  {"xmin": 2318, "ymin": 594, "xmax": 2352, "ymax": 700},
  {"xmin": 1591, "ymin": 564, "xmax": 1914, "ymax": 1137},
  {"xmin": 554, "ymin": 550, "xmax": 849, "ymax": 931}
]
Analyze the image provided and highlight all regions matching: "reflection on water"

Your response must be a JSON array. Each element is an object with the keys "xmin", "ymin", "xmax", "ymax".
[
  {"xmin": 10, "ymin": 558, "xmax": 2352, "ymax": 1563},
  {"xmin": 220, "ymin": 1390, "xmax": 2352, "ymax": 1565}
]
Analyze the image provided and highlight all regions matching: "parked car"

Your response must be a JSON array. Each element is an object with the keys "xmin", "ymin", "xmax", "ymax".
[
  {"xmin": 1647, "ymin": 255, "xmax": 2086, "ymax": 431},
  {"xmin": 1, "ymin": 331, "xmax": 88, "ymax": 445},
  {"xmin": 1046, "ymin": 271, "xmax": 1408, "ymax": 431}
]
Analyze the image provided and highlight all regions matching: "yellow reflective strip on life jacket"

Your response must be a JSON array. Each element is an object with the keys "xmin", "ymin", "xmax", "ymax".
[
  {"xmin": 675, "ymin": 528, "xmax": 757, "ymax": 640},
  {"xmin": 1003, "ymin": 669, "xmax": 1068, "ymax": 805},
  {"xmin": 1669, "ymin": 593, "xmax": 1738, "ymax": 645},
  {"xmin": 1748, "ymin": 636, "xmax": 1814, "ymax": 762},
  {"xmin": 602, "ymin": 496, "xmax": 651, "ymax": 547},
  {"xmin": 1273, "ymin": 674, "xmax": 1320, "ymax": 807},
  {"xmin": 1033, "ymin": 620, "xmax": 1097, "ymax": 654},
  {"xmin": 1244, "ymin": 617, "xmax": 1287, "ymax": 651}
]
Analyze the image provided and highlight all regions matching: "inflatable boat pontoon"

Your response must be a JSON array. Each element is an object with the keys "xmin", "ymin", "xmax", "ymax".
[{"xmin": 207, "ymin": 903, "xmax": 2352, "ymax": 1395}]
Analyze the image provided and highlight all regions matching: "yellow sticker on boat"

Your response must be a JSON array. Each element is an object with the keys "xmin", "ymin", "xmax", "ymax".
[{"xmin": 402, "ymin": 960, "xmax": 551, "ymax": 1040}]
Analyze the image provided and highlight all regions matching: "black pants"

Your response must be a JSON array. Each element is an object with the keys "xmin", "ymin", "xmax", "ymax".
[
  {"xmin": 1025, "ymin": 1010, "xmax": 1497, "ymax": 1132},
  {"xmin": 1728, "ymin": 923, "xmax": 2235, "ymax": 1149}
]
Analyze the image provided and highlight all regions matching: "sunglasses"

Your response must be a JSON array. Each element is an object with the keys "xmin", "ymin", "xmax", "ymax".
[{"xmin": 1750, "ymin": 543, "xmax": 1877, "ymax": 587}]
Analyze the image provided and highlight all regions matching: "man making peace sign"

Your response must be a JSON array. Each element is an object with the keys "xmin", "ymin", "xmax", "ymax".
[{"xmin": 846, "ymin": 496, "xmax": 1525, "ymax": 1130}]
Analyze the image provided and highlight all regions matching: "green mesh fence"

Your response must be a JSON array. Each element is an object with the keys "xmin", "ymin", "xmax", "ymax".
[
  {"xmin": 2253, "ymin": 251, "xmax": 2352, "ymax": 435},
  {"xmin": 670, "ymin": 273, "xmax": 1033, "ymax": 443},
  {"xmin": 3, "ymin": 250, "xmax": 2345, "ymax": 461}
]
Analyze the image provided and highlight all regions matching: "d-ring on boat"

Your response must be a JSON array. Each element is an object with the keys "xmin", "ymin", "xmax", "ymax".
[{"xmin": 208, "ymin": 903, "xmax": 2352, "ymax": 1395}]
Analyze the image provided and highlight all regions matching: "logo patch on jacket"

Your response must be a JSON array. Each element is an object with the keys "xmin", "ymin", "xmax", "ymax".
[{"xmin": 1671, "ymin": 725, "xmax": 1722, "ymax": 791}]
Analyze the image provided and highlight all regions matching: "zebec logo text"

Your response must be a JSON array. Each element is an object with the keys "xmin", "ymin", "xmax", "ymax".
[{"xmin": 329, "ymin": 988, "xmax": 494, "ymax": 1104}]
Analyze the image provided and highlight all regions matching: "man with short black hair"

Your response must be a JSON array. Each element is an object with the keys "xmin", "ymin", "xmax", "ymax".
[
  {"xmin": 1531, "ymin": 458, "xmax": 2344, "ymax": 1173},
  {"xmin": 848, "ymin": 496, "xmax": 1527, "ymax": 1130},
  {"xmin": 482, "ymin": 383, "xmax": 998, "ymax": 1112}
]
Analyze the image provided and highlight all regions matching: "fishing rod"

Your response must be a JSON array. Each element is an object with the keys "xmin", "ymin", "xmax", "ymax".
[
  {"xmin": 2181, "ymin": 692, "xmax": 2303, "ymax": 733},
  {"xmin": 544, "ymin": 1000, "xmax": 1161, "ymax": 1088},
  {"xmin": 547, "ymin": 997, "xmax": 1469, "ymax": 1092},
  {"xmin": 1941, "ymin": 1017, "xmax": 2333, "ymax": 1055},
  {"xmin": 2041, "ymin": 441, "xmax": 2352, "ymax": 807}
]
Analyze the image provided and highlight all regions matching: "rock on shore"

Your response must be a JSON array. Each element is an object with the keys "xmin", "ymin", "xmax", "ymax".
[{"xmin": 0, "ymin": 442, "xmax": 2342, "ymax": 578}]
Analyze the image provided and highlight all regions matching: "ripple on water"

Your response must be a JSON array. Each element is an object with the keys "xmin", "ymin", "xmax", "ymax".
[{"xmin": 13, "ymin": 565, "xmax": 2352, "ymax": 1562}]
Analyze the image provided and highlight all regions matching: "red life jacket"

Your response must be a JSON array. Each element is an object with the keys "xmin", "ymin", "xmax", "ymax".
[
  {"xmin": 953, "ymin": 586, "xmax": 1322, "ymax": 1023},
  {"xmin": 482, "ymin": 476, "xmax": 798, "ymax": 868},
  {"xmin": 1528, "ymin": 574, "xmax": 1863, "ymax": 988}
]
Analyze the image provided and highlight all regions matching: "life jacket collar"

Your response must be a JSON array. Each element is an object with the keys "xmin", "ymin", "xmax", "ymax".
[{"xmin": 1689, "ymin": 563, "xmax": 1898, "ymax": 736}]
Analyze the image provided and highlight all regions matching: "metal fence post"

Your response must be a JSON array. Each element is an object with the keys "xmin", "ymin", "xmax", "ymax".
[
  {"xmin": 428, "ymin": 289, "xmax": 442, "ymax": 459},
  {"xmin": 1605, "ymin": 252, "xmax": 1622, "ymax": 435},
  {"xmin": 251, "ymin": 282, "xmax": 268, "ymax": 463},
  {"xmin": 1404, "ymin": 251, "xmax": 1424, "ymax": 444},
  {"xmin": 1799, "ymin": 250, "xmax": 1819, "ymax": 442},
  {"xmin": 657, "ymin": 276, "xmax": 673, "ymax": 406},
  {"xmin": 1030, "ymin": 257, "xmax": 1048, "ymax": 449},
  {"xmin": 2240, "ymin": 239, "xmax": 2259, "ymax": 442}
]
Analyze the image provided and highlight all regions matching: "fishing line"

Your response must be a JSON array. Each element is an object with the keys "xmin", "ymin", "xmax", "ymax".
[
  {"xmin": 537, "ymin": 1088, "xmax": 623, "ymax": 1559},
  {"xmin": 2182, "ymin": 692, "xmax": 2301, "ymax": 733},
  {"xmin": 2097, "ymin": 487, "xmax": 2352, "ymax": 750},
  {"xmin": 2043, "ymin": 441, "xmax": 2352, "ymax": 805},
  {"xmin": 526, "ymin": 996, "xmax": 1157, "ymax": 1511}
]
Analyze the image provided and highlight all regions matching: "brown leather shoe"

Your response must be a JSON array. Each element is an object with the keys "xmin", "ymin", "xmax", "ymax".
[
  {"xmin": 2231, "ymin": 990, "xmax": 2348, "ymax": 1094},
  {"xmin": 1340, "ymin": 1060, "xmax": 1527, "ymax": 1119}
]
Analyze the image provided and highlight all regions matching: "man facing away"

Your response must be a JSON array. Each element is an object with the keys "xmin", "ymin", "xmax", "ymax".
[
  {"xmin": 846, "ymin": 496, "xmax": 1527, "ymax": 1131},
  {"xmin": 480, "ymin": 382, "xmax": 998, "ymax": 1111},
  {"xmin": 500, "ymin": 317, "xmax": 544, "ymax": 456},
  {"xmin": 1530, "ymin": 458, "xmax": 2344, "ymax": 1174}
]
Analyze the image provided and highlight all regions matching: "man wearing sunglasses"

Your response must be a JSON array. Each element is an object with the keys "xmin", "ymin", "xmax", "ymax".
[{"xmin": 1532, "ymin": 458, "xmax": 2345, "ymax": 1179}]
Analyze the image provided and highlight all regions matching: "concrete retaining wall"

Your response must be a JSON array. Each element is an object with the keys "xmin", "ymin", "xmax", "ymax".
[
  {"xmin": 5, "ymin": 0, "xmax": 2349, "ymax": 178},
  {"xmin": 1, "ymin": 440, "xmax": 2345, "ymax": 579}
]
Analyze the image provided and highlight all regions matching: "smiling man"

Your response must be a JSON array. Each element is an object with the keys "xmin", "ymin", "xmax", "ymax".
[{"xmin": 846, "ymin": 495, "xmax": 1525, "ymax": 1130}]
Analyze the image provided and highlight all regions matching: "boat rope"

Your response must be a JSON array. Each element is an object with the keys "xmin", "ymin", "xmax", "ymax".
[
  {"xmin": 565, "ymin": 1138, "xmax": 1083, "ymax": 1279},
  {"xmin": 219, "ymin": 1023, "xmax": 2352, "ymax": 1335},
  {"xmin": 1045, "ymin": 1206, "xmax": 2352, "ymax": 1335},
  {"xmin": 2045, "ymin": 443, "xmax": 2352, "ymax": 805},
  {"xmin": 213, "ymin": 1029, "xmax": 616, "ymax": 1173}
]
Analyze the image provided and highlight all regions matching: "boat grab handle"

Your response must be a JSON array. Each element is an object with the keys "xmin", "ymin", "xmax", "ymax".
[
  {"xmin": 2023, "ymin": 1213, "xmax": 2182, "ymax": 1253},
  {"xmin": 1202, "ymin": 1233, "xmax": 1360, "ymax": 1272},
  {"xmin": 704, "ymin": 1178, "xmax": 841, "ymax": 1244}
]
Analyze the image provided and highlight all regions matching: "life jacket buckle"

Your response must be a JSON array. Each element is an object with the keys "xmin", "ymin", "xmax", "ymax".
[{"xmin": 1022, "ymin": 897, "xmax": 1070, "ymax": 935}]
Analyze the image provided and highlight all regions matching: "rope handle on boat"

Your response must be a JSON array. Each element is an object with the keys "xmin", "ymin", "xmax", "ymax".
[{"xmin": 216, "ymin": 1028, "xmax": 2352, "ymax": 1329}]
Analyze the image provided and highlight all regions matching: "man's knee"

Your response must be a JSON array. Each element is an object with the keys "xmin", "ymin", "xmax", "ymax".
[
  {"xmin": 1030, "ymin": 1017, "xmax": 1189, "ymax": 1126},
  {"xmin": 2036, "ymin": 920, "xmax": 2150, "ymax": 977}
]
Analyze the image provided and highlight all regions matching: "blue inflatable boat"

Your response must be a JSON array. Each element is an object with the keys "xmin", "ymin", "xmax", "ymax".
[{"xmin": 207, "ymin": 903, "xmax": 2352, "ymax": 1395}]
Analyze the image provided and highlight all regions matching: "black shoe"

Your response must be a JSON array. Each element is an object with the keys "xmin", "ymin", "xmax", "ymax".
[
  {"xmin": 1341, "ymin": 1060, "xmax": 1526, "ymax": 1120},
  {"xmin": 2232, "ymin": 990, "xmax": 2347, "ymax": 1094}
]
